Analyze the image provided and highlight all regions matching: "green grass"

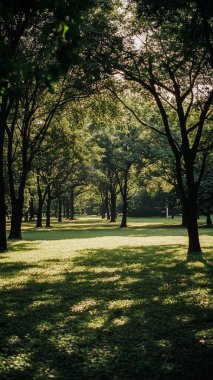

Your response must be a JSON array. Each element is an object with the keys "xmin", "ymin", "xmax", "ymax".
[{"xmin": 1, "ymin": 217, "xmax": 213, "ymax": 379}]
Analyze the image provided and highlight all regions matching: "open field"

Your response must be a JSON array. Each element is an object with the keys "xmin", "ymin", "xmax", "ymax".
[{"xmin": 1, "ymin": 217, "xmax": 213, "ymax": 379}]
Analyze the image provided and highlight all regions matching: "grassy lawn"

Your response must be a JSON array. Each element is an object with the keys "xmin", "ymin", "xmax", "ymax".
[{"xmin": 0, "ymin": 217, "xmax": 213, "ymax": 379}]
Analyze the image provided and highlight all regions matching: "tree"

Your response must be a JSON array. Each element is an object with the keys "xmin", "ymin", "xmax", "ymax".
[
  {"xmin": 90, "ymin": 112, "xmax": 149, "ymax": 227},
  {"xmin": 6, "ymin": 65, "xmax": 94, "ymax": 238},
  {"xmin": 33, "ymin": 102, "xmax": 93, "ymax": 227},
  {"xmin": 89, "ymin": 2, "xmax": 213, "ymax": 252},
  {"xmin": 0, "ymin": 0, "xmax": 108, "ymax": 250}
]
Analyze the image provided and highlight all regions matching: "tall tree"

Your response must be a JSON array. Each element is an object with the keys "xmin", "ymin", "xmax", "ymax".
[
  {"xmin": 0, "ymin": 0, "xmax": 106, "ymax": 250},
  {"xmin": 88, "ymin": 2, "xmax": 213, "ymax": 252}
]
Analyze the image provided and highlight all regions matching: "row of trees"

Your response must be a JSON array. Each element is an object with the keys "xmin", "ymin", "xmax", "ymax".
[
  {"xmin": 4, "ymin": 91, "xmax": 213, "ymax": 238},
  {"xmin": 0, "ymin": 0, "xmax": 110, "ymax": 251},
  {"xmin": 0, "ymin": 0, "xmax": 212, "ymax": 253}
]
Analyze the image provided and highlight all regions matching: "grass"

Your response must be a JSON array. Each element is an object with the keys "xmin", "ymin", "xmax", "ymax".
[{"xmin": 0, "ymin": 216, "xmax": 213, "ymax": 379}]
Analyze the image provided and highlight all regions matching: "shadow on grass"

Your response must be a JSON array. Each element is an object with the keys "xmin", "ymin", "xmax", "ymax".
[
  {"xmin": 0, "ymin": 242, "xmax": 40, "ymax": 261},
  {"xmin": 19, "ymin": 222, "xmax": 213, "ymax": 242},
  {"xmin": 0, "ymin": 245, "xmax": 212, "ymax": 380},
  {"xmin": 21, "ymin": 226, "xmax": 190, "ymax": 241},
  {"xmin": 7, "ymin": 241, "xmax": 39, "ymax": 252}
]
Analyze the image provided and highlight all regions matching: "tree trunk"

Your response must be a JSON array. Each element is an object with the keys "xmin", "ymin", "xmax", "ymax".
[
  {"xmin": 105, "ymin": 190, "xmax": 110, "ymax": 220},
  {"xmin": 70, "ymin": 188, "xmax": 75, "ymax": 220},
  {"xmin": 206, "ymin": 210, "xmax": 212, "ymax": 226},
  {"xmin": 29, "ymin": 196, "xmax": 35, "ymax": 221},
  {"xmin": 101, "ymin": 209, "xmax": 106, "ymax": 219},
  {"xmin": 8, "ymin": 197, "xmax": 24, "ymax": 240},
  {"xmin": 7, "ymin": 152, "xmax": 27, "ymax": 239},
  {"xmin": 24, "ymin": 211, "xmax": 29, "ymax": 221},
  {"xmin": 54, "ymin": 201, "xmax": 58, "ymax": 218},
  {"xmin": 100, "ymin": 191, "xmax": 106, "ymax": 219},
  {"xmin": 58, "ymin": 197, "xmax": 62, "ymax": 222},
  {"xmin": 36, "ymin": 204, "xmax": 43, "ymax": 228},
  {"xmin": 63, "ymin": 201, "xmax": 66, "ymax": 218},
  {"xmin": 175, "ymin": 157, "xmax": 202, "ymax": 253},
  {"xmin": 110, "ymin": 186, "xmax": 117, "ymax": 222},
  {"xmin": 120, "ymin": 171, "xmax": 128, "ymax": 228},
  {"xmin": 36, "ymin": 174, "xmax": 45, "ymax": 228},
  {"xmin": 184, "ymin": 196, "xmax": 201, "ymax": 253},
  {"xmin": 120, "ymin": 198, "xmax": 128, "ymax": 228},
  {"xmin": 66, "ymin": 198, "xmax": 70, "ymax": 219},
  {"xmin": 170, "ymin": 207, "xmax": 175, "ymax": 219},
  {"xmin": 7, "ymin": 105, "xmax": 29, "ymax": 240},
  {"xmin": 100, "ymin": 202, "xmax": 106, "ymax": 219},
  {"xmin": 0, "ymin": 169, "xmax": 7, "ymax": 250},
  {"xmin": 0, "ymin": 103, "xmax": 7, "ymax": 251},
  {"xmin": 45, "ymin": 185, "xmax": 51, "ymax": 228}
]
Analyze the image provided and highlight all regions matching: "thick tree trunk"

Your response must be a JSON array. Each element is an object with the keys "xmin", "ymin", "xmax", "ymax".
[
  {"xmin": 101, "ymin": 211, "xmax": 106, "ymax": 219},
  {"xmin": 70, "ymin": 188, "xmax": 75, "ymax": 220},
  {"xmin": 24, "ymin": 211, "xmax": 29, "ymax": 221},
  {"xmin": 58, "ymin": 197, "xmax": 62, "ymax": 222},
  {"xmin": 7, "ymin": 109, "xmax": 29, "ymax": 240},
  {"xmin": 8, "ymin": 197, "xmax": 24, "ymax": 240},
  {"xmin": 36, "ymin": 203, "xmax": 43, "ymax": 228},
  {"xmin": 175, "ymin": 156, "xmax": 202, "ymax": 253},
  {"xmin": 100, "ymin": 203, "xmax": 106, "ymax": 219},
  {"xmin": 110, "ymin": 187, "xmax": 117, "ymax": 222},
  {"xmin": 120, "ymin": 197, "xmax": 128, "ymax": 228},
  {"xmin": 7, "ymin": 148, "xmax": 27, "ymax": 239},
  {"xmin": 184, "ymin": 196, "xmax": 201, "ymax": 253},
  {"xmin": 206, "ymin": 210, "xmax": 212, "ymax": 226},
  {"xmin": 170, "ymin": 207, "xmax": 175, "ymax": 219},
  {"xmin": 45, "ymin": 186, "xmax": 51, "ymax": 228}
]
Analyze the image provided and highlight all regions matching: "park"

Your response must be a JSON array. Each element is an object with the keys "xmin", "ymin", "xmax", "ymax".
[{"xmin": 0, "ymin": 0, "xmax": 213, "ymax": 379}]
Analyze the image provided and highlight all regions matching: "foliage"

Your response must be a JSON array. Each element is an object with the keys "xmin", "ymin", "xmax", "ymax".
[{"xmin": 134, "ymin": 0, "xmax": 213, "ymax": 65}]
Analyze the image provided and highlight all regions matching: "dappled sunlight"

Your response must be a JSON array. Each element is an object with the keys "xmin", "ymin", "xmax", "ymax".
[
  {"xmin": 0, "ymin": 353, "xmax": 32, "ymax": 374},
  {"xmin": 29, "ymin": 298, "xmax": 61, "ymax": 309},
  {"xmin": 71, "ymin": 298, "xmax": 100, "ymax": 313},
  {"xmin": 5, "ymin": 217, "xmax": 212, "ymax": 245},
  {"xmin": 109, "ymin": 316, "xmax": 129, "ymax": 327},
  {"xmin": 0, "ymin": 242, "xmax": 213, "ymax": 379},
  {"xmin": 87, "ymin": 317, "xmax": 108, "ymax": 329},
  {"xmin": 156, "ymin": 338, "xmax": 172, "ymax": 349},
  {"xmin": 92, "ymin": 274, "xmax": 121, "ymax": 283},
  {"xmin": 108, "ymin": 299, "xmax": 137, "ymax": 310}
]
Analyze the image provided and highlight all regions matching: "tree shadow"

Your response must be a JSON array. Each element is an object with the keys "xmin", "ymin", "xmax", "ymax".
[
  {"xmin": 0, "ymin": 245, "xmax": 212, "ymax": 379},
  {"xmin": 21, "ymin": 225, "xmax": 189, "ymax": 241},
  {"xmin": 8, "ymin": 241, "xmax": 39, "ymax": 252},
  {"xmin": 187, "ymin": 251, "xmax": 205, "ymax": 263},
  {"xmin": 19, "ymin": 221, "xmax": 213, "ymax": 241}
]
